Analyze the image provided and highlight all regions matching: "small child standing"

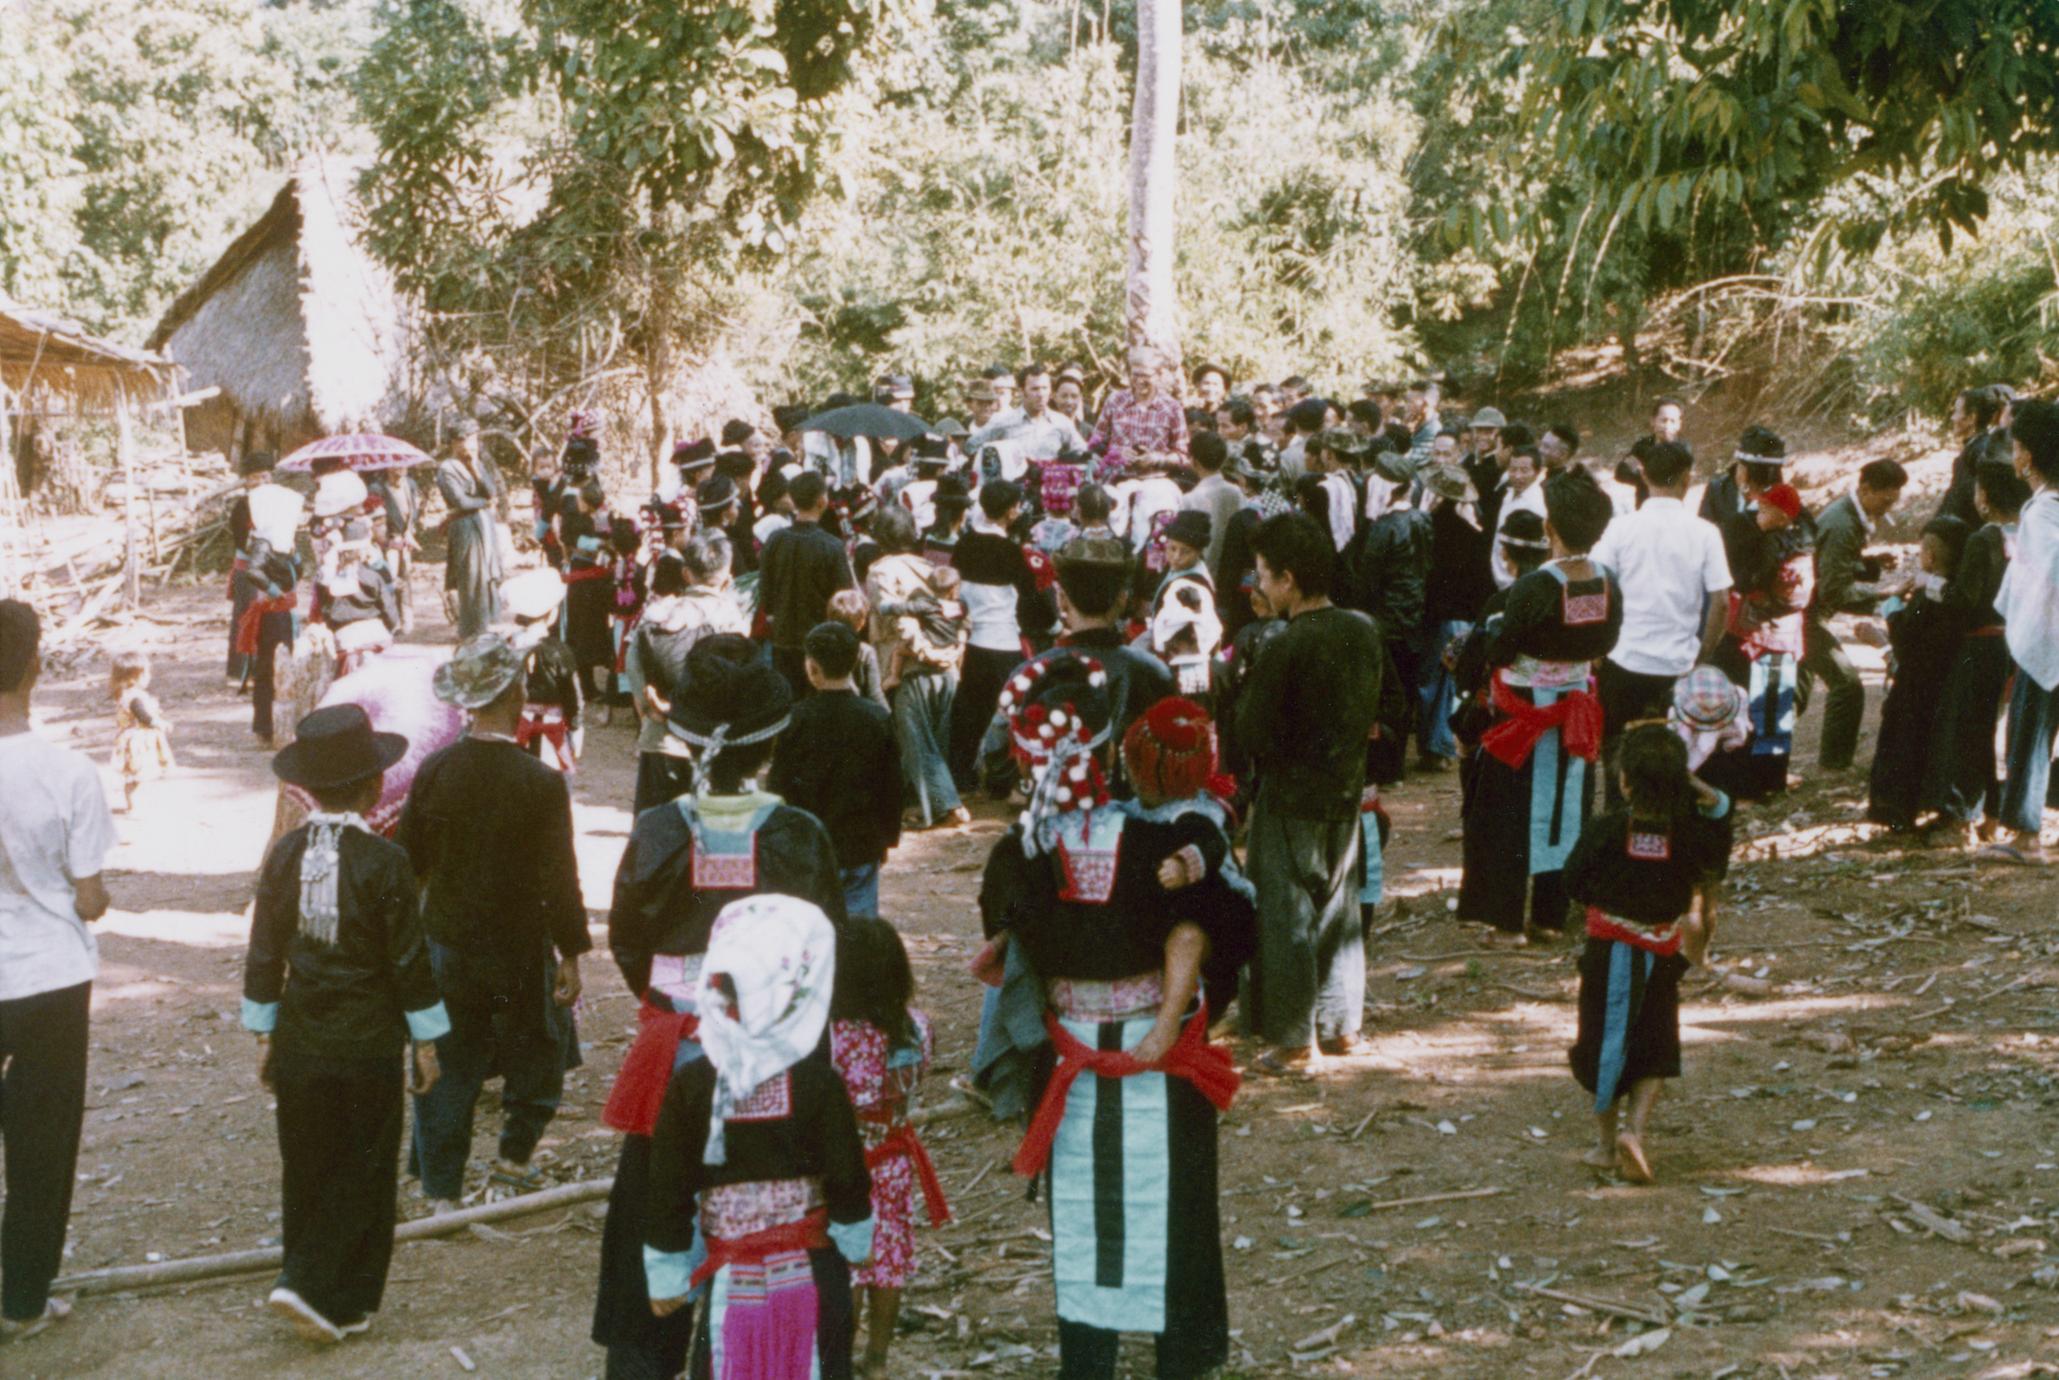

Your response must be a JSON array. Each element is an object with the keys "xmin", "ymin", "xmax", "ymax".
[
  {"xmin": 1565, "ymin": 724, "xmax": 1733, "ymax": 1185},
  {"xmin": 829, "ymin": 918, "xmax": 948, "ymax": 1380},
  {"xmin": 1868, "ymin": 516, "xmax": 1973, "ymax": 831},
  {"xmin": 768, "ymin": 621, "xmax": 904, "ymax": 921},
  {"xmin": 827, "ymin": 588, "xmax": 889, "ymax": 711},
  {"xmin": 244, "ymin": 704, "xmax": 447, "ymax": 1342},
  {"xmin": 108, "ymin": 650, "xmax": 174, "ymax": 813}
]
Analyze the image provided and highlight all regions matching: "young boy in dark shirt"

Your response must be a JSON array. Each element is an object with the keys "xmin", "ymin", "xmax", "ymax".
[
  {"xmin": 244, "ymin": 705, "xmax": 448, "ymax": 1343},
  {"xmin": 769, "ymin": 620, "xmax": 904, "ymax": 920}
]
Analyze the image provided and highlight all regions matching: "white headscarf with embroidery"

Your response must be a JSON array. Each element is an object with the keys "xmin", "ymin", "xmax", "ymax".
[{"xmin": 695, "ymin": 895, "xmax": 836, "ymax": 1165}]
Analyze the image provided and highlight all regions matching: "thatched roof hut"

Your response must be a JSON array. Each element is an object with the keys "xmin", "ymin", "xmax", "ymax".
[
  {"xmin": 0, "ymin": 298, "xmax": 177, "ymax": 411},
  {"xmin": 147, "ymin": 160, "xmax": 409, "ymax": 461}
]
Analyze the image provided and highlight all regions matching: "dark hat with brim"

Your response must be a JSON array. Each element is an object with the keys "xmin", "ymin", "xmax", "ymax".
[
  {"xmin": 932, "ymin": 417, "xmax": 970, "ymax": 438},
  {"xmin": 1056, "ymin": 534, "xmax": 1132, "ymax": 570},
  {"xmin": 1371, "ymin": 447, "xmax": 1414, "ymax": 486},
  {"xmin": 934, "ymin": 474, "xmax": 973, "ymax": 511},
  {"xmin": 673, "ymin": 437, "xmax": 717, "ymax": 471},
  {"xmin": 272, "ymin": 703, "xmax": 407, "ymax": 792},
  {"xmin": 1423, "ymin": 462, "xmax": 1478, "ymax": 504},
  {"xmin": 1498, "ymin": 509, "xmax": 1550, "ymax": 552},
  {"xmin": 667, "ymin": 633, "xmax": 793, "ymax": 747},
  {"xmin": 1164, "ymin": 508, "xmax": 1212, "ymax": 550},
  {"xmin": 434, "ymin": 633, "xmax": 526, "ymax": 710}
]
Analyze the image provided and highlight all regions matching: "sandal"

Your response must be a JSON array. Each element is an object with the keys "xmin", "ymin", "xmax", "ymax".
[
  {"xmin": 489, "ymin": 1160, "xmax": 546, "ymax": 1194},
  {"xmin": 0, "ymin": 1296, "xmax": 71, "ymax": 1344},
  {"xmin": 1977, "ymin": 842, "xmax": 2052, "ymax": 867},
  {"xmin": 1251, "ymin": 1048, "xmax": 1322, "ymax": 1080}
]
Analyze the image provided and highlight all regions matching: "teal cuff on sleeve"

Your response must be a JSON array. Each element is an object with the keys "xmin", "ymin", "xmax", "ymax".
[
  {"xmin": 643, "ymin": 1246, "xmax": 695, "ymax": 1304},
  {"xmin": 241, "ymin": 998, "xmax": 278, "ymax": 1034},
  {"xmin": 1699, "ymin": 788, "xmax": 1733, "ymax": 821},
  {"xmin": 829, "ymin": 1216, "xmax": 874, "ymax": 1264},
  {"xmin": 405, "ymin": 1002, "xmax": 452, "ymax": 1043}
]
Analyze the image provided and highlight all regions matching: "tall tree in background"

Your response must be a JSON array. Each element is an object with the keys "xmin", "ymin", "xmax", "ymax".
[{"xmin": 1125, "ymin": 0, "xmax": 1182, "ymax": 375}]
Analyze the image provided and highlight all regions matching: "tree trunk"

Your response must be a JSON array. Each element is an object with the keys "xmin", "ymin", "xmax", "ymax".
[{"xmin": 1125, "ymin": 0, "xmax": 1182, "ymax": 378}]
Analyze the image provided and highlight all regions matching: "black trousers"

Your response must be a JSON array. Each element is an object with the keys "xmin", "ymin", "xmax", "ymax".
[
  {"xmin": 1596, "ymin": 660, "xmax": 1680, "ymax": 807},
  {"xmin": 949, "ymin": 644, "xmax": 1020, "ymax": 787},
  {"xmin": 251, "ymin": 608, "xmax": 295, "ymax": 738},
  {"xmin": 633, "ymin": 752, "xmax": 696, "ymax": 818},
  {"xmin": 0, "ymin": 981, "xmax": 90, "ymax": 1322},
  {"xmin": 274, "ymin": 1048, "xmax": 404, "ymax": 1326}
]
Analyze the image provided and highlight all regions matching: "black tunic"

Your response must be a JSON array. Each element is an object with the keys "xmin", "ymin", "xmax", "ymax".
[
  {"xmin": 607, "ymin": 797, "xmax": 847, "ymax": 998},
  {"xmin": 1484, "ymin": 564, "xmax": 1624, "ymax": 667},
  {"xmin": 245, "ymin": 827, "xmax": 441, "ymax": 1063},
  {"xmin": 1563, "ymin": 805, "xmax": 1733, "ymax": 927}
]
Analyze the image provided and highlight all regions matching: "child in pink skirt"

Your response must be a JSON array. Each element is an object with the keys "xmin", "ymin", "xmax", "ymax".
[{"xmin": 829, "ymin": 917, "xmax": 949, "ymax": 1379}]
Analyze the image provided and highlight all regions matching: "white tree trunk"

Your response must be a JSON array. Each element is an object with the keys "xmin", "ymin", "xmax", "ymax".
[{"xmin": 1125, "ymin": 0, "xmax": 1181, "ymax": 378}]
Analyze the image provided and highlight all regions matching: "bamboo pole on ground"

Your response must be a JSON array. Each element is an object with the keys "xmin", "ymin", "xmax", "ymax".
[{"xmin": 53, "ymin": 1177, "xmax": 615, "ymax": 1297}]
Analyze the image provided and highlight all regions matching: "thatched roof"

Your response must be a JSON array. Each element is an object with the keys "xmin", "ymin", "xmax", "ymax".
[
  {"xmin": 147, "ymin": 159, "xmax": 408, "ymax": 445},
  {"xmin": 0, "ymin": 297, "xmax": 177, "ymax": 410}
]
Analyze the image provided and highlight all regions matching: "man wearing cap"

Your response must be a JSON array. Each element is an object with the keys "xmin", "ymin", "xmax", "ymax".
[
  {"xmin": 1698, "ymin": 424, "xmax": 1788, "ymax": 588},
  {"xmin": 1153, "ymin": 509, "xmax": 1215, "ymax": 617},
  {"xmin": 969, "ymin": 364, "xmax": 1086, "ymax": 463},
  {"xmin": 1804, "ymin": 457, "xmax": 1909, "ymax": 772},
  {"xmin": 592, "ymin": 633, "xmax": 847, "ymax": 1378},
  {"xmin": 437, "ymin": 421, "xmax": 506, "ymax": 638},
  {"xmin": 760, "ymin": 471, "xmax": 856, "ymax": 700},
  {"xmin": 965, "ymin": 378, "xmax": 1002, "ymax": 432},
  {"xmin": 1313, "ymin": 428, "xmax": 1368, "ymax": 552},
  {"xmin": 397, "ymin": 634, "xmax": 589, "ymax": 1212},
  {"xmin": 245, "ymin": 703, "xmax": 445, "ymax": 1343},
  {"xmin": 0, "ymin": 600, "xmax": 114, "ymax": 1343},
  {"xmin": 234, "ymin": 464, "xmax": 306, "ymax": 744},
  {"xmin": 1590, "ymin": 439, "xmax": 1733, "ymax": 803},
  {"xmin": 877, "ymin": 373, "xmax": 917, "ymax": 412}
]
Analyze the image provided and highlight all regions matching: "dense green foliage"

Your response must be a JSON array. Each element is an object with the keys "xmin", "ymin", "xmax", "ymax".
[{"xmin": 1, "ymin": 0, "xmax": 2053, "ymax": 426}]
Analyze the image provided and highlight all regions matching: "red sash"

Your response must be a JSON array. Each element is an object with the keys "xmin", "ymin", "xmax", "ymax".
[
  {"xmin": 860, "ymin": 1115, "xmax": 952, "ymax": 1227},
  {"xmin": 1480, "ymin": 670, "xmax": 1602, "ymax": 769},
  {"xmin": 516, "ymin": 706, "xmax": 571, "ymax": 762},
  {"xmin": 234, "ymin": 592, "xmax": 296, "ymax": 656},
  {"xmin": 690, "ymin": 1209, "xmax": 831, "ymax": 1289},
  {"xmin": 1012, "ymin": 1004, "xmax": 1238, "ymax": 1178},
  {"xmin": 1585, "ymin": 906, "xmax": 1682, "ymax": 957},
  {"xmin": 564, "ymin": 563, "xmax": 613, "ymax": 585},
  {"xmin": 600, "ymin": 999, "xmax": 700, "ymax": 1136}
]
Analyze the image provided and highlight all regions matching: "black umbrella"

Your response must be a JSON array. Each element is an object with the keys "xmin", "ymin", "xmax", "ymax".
[{"xmin": 796, "ymin": 403, "xmax": 933, "ymax": 441}]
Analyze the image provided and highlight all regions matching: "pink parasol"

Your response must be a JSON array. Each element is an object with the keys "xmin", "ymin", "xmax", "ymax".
[{"xmin": 278, "ymin": 433, "xmax": 434, "ymax": 474}]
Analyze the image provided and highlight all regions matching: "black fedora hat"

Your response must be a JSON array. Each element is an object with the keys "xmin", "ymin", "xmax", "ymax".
[{"xmin": 272, "ymin": 704, "xmax": 407, "ymax": 792}]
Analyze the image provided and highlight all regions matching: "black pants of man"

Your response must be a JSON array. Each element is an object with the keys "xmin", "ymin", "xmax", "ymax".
[
  {"xmin": 1801, "ymin": 616, "xmax": 1864, "ymax": 769},
  {"xmin": 273, "ymin": 1048, "xmax": 404, "ymax": 1327},
  {"xmin": 0, "ymin": 981, "xmax": 90, "ymax": 1324},
  {"xmin": 770, "ymin": 644, "xmax": 815, "ymax": 704},
  {"xmin": 251, "ymin": 608, "xmax": 295, "ymax": 739},
  {"xmin": 1596, "ymin": 660, "xmax": 1680, "ymax": 807},
  {"xmin": 949, "ymin": 644, "xmax": 1020, "ymax": 789}
]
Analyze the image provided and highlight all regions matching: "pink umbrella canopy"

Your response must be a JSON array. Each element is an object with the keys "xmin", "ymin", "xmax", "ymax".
[{"xmin": 278, "ymin": 432, "xmax": 434, "ymax": 474}]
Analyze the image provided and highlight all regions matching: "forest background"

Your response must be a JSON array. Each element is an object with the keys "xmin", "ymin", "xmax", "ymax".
[{"xmin": 4, "ymin": 0, "xmax": 2057, "ymax": 459}]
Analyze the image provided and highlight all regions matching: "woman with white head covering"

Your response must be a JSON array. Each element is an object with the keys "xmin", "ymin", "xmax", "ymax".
[{"xmin": 642, "ymin": 895, "xmax": 873, "ymax": 1380}]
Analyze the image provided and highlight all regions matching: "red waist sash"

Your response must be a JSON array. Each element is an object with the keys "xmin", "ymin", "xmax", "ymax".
[
  {"xmin": 234, "ymin": 592, "xmax": 296, "ymax": 656},
  {"xmin": 1585, "ymin": 906, "xmax": 1682, "ymax": 957},
  {"xmin": 601, "ymin": 998, "xmax": 700, "ymax": 1136},
  {"xmin": 861, "ymin": 1115, "xmax": 952, "ymax": 1227},
  {"xmin": 690, "ymin": 1209, "xmax": 830, "ymax": 1289},
  {"xmin": 565, "ymin": 564, "xmax": 613, "ymax": 584},
  {"xmin": 1481, "ymin": 670, "xmax": 1602, "ymax": 769},
  {"xmin": 1012, "ymin": 1003, "xmax": 1238, "ymax": 1178},
  {"xmin": 516, "ymin": 705, "xmax": 571, "ymax": 758}
]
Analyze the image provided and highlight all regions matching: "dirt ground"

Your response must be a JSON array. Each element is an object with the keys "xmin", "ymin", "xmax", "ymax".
[{"xmin": 10, "ymin": 537, "xmax": 2059, "ymax": 1380}]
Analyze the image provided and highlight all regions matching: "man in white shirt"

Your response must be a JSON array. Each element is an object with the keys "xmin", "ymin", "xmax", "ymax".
[
  {"xmin": 966, "ymin": 364, "xmax": 1086, "ymax": 462},
  {"xmin": 1489, "ymin": 448, "xmax": 1548, "ymax": 588},
  {"xmin": 1589, "ymin": 440, "xmax": 1733, "ymax": 803},
  {"xmin": 0, "ymin": 600, "xmax": 114, "ymax": 1339},
  {"xmin": 1994, "ymin": 399, "xmax": 2059, "ymax": 864}
]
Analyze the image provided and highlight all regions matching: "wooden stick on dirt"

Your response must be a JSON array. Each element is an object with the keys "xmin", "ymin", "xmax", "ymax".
[
  {"xmin": 1355, "ymin": 1186, "xmax": 1506, "ymax": 1213},
  {"xmin": 1517, "ymin": 1282, "xmax": 1669, "ymax": 1327},
  {"xmin": 54, "ymin": 1178, "xmax": 615, "ymax": 1296}
]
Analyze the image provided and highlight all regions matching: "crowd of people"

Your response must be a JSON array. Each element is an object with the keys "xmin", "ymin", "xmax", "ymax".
[{"xmin": 1, "ymin": 352, "xmax": 2057, "ymax": 1380}]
